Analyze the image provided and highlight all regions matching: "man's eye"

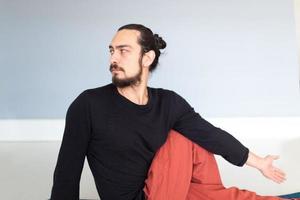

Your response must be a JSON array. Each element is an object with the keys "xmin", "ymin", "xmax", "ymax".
[
  {"xmin": 120, "ymin": 49, "xmax": 128, "ymax": 54},
  {"xmin": 109, "ymin": 49, "xmax": 114, "ymax": 54}
]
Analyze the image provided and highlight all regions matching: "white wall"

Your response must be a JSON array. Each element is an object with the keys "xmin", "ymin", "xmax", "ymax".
[
  {"xmin": 0, "ymin": 0, "xmax": 299, "ymax": 198},
  {"xmin": 0, "ymin": 0, "xmax": 299, "ymax": 118},
  {"xmin": 295, "ymin": 0, "xmax": 300, "ymax": 80}
]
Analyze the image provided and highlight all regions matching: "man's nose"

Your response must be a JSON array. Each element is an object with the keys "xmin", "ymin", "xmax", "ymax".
[{"xmin": 110, "ymin": 51, "xmax": 119, "ymax": 64}]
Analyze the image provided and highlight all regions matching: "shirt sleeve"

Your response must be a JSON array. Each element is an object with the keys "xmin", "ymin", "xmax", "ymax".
[
  {"xmin": 170, "ymin": 91, "xmax": 249, "ymax": 166},
  {"xmin": 50, "ymin": 90, "xmax": 92, "ymax": 200}
]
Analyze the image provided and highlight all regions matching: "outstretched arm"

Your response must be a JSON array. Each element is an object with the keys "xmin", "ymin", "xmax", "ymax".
[
  {"xmin": 170, "ymin": 91, "xmax": 249, "ymax": 166},
  {"xmin": 246, "ymin": 151, "xmax": 286, "ymax": 183}
]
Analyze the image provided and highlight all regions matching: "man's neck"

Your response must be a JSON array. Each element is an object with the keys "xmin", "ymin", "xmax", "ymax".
[{"xmin": 116, "ymin": 83, "xmax": 149, "ymax": 105}]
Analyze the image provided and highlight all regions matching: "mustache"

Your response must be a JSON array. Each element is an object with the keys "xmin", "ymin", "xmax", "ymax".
[{"xmin": 110, "ymin": 64, "xmax": 124, "ymax": 72}]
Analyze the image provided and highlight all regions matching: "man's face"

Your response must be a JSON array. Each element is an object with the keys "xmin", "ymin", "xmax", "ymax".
[{"xmin": 109, "ymin": 29, "xmax": 144, "ymax": 88}]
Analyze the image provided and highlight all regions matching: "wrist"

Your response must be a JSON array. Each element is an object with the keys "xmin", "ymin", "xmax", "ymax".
[{"xmin": 246, "ymin": 151, "xmax": 264, "ymax": 170}]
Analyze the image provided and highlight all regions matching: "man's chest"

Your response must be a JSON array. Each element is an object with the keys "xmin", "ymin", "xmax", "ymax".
[{"xmin": 91, "ymin": 109, "xmax": 170, "ymax": 152}]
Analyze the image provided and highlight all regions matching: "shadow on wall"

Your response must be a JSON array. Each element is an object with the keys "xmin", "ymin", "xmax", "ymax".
[
  {"xmin": 280, "ymin": 137, "xmax": 300, "ymax": 193},
  {"xmin": 281, "ymin": 137, "xmax": 300, "ymax": 165}
]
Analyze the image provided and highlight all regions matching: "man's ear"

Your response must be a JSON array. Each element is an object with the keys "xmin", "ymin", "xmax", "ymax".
[{"xmin": 142, "ymin": 50, "xmax": 156, "ymax": 67}]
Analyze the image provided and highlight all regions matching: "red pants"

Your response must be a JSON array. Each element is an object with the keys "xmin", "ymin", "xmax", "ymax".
[{"xmin": 143, "ymin": 129, "xmax": 284, "ymax": 200}]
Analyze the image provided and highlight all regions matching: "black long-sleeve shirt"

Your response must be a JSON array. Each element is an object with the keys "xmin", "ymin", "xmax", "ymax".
[{"xmin": 50, "ymin": 83, "xmax": 249, "ymax": 200}]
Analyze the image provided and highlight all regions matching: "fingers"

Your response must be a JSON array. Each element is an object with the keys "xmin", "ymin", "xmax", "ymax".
[
  {"xmin": 267, "ymin": 155, "xmax": 280, "ymax": 161},
  {"xmin": 261, "ymin": 154, "xmax": 287, "ymax": 184},
  {"xmin": 273, "ymin": 167, "xmax": 286, "ymax": 177},
  {"xmin": 271, "ymin": 155, "xmax": 280, "ymax": 160},
  {"xmin": 271, "ymin": 172, "xmax": 285, "ymax": 183},
  {"xmin": 270, "ymin": 167, "xmax": 286, "ymax": 184}
]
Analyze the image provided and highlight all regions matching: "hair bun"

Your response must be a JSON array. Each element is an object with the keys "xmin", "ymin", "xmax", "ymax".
[{"xmin": 153, "ymin": 34, "xmax": 167, "ymax": 50}]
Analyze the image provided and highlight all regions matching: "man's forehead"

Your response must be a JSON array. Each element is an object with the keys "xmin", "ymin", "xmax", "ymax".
[{"xmin": 110, "ymin": 29, "xmax": 140, "ymax": 47}]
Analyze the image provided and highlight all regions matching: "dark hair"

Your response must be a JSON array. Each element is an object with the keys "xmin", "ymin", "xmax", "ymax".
[{"xmin": 118, "ymin": 24, "xmax": 167, "ymax": 72}]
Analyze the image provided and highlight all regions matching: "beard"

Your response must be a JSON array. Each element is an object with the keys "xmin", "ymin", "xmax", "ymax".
[{"xmin": 110, "ymin": 63, "xmax": 143, "ymax": 88}]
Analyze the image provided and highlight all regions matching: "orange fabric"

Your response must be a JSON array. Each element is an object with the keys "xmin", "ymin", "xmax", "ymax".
[{"xmin": 143, "ymin": 129, "xmax": 284, "ymax": 200}]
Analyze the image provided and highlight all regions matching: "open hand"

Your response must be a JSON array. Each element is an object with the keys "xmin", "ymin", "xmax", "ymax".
[{"xmin": 258, "ymin": 155, "xmax": 286, "ymax": 184}]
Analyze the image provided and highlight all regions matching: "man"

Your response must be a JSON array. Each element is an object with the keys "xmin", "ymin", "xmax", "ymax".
[{"xmin": 50, "ymin": 24, "xmax": 295, "ymax": 200}]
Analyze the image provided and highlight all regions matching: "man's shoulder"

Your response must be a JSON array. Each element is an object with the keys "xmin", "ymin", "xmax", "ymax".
[
  {"xmin": 85, "ymin": 83, "xmax": 113, "ymax": 93},
  {"xmin": 71, "ymin": 83, "xmax": 114, "ymax": 105},
  {"xmin": 80, "ymin": 83, "xmax": 113, "ymax": 97},
  {"xmin": 149, "ymin": 86, "xmax": 176, "ymax": 97},
  {"xmin": 150, "ymin": 87, "xmax": 184, "ymax": 101}
]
